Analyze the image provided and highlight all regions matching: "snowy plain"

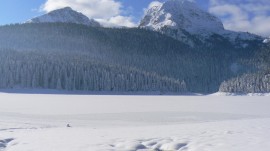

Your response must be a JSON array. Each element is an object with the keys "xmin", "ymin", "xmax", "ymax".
[{"xmin": 0, "ymin": 92, "xmax": 270, "ymax": 151}]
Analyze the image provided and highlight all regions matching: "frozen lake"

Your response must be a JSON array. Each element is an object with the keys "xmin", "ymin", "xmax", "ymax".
[{"xmin": 1, "ymin": 93, "xmax": 270, "ymax": 151}]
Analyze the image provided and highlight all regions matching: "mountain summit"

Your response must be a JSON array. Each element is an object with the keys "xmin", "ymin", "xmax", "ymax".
[
  {"xmin": 27, "ymin": 7, "xmax": 101, "ymax": 27},
  {"xmin": 140, "ymin": 0, "xmax": 224, "ymax": 35},
  {"xmin": 140, "ymin": 0, "xmax": 261, "ymax": 47}
]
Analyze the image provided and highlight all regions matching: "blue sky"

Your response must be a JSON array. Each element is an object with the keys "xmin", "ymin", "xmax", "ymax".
[
  {"xmin": 0, "ymin": 0, "xmax": 43, "ymax": 25},
  {"xmin": 0, "ymin": 0, "xmax": 208, "ymax": 25},
  {"xmin": 0, "ymin": 0, "xmax": 269, "ymax": 36}
]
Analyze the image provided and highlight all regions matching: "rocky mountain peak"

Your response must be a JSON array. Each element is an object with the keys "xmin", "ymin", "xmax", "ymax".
[
  {"xmin": 140, "ymin": 0, "xmax": 224, "ymax": 35},
  {"xmin": 27, "ymin": 7, "xmax": 101, "ymax": 27},
  {"xmin": 140, "ymin": 0, "xmax": 261, "ymax": 47}
]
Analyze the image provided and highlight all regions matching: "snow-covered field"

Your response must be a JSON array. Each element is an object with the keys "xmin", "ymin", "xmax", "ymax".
[{"xmin": 1, "ymin": 93, "xmax": 270, "ymax": 151}]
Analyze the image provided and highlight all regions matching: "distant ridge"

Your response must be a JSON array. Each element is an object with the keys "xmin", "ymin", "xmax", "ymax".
[{"xmin": 27, "ymin": 7, "xmax": 101, "ymax": 27}]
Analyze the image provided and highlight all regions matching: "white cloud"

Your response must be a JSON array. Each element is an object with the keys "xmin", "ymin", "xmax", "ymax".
[
  {"xmin": 97, "ymin": 16, "xmax": 136, "ymax": 28},
  {"xmin": 41, "ymin": 0, "xmax": 136, "ymax": 27},
  {"xmin": 209, "ymin": 0, "xmax": 270, "ymax": 36}
]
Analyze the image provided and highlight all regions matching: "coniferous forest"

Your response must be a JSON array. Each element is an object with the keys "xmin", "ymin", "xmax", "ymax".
[{"xmin": 0, "ymin": 23, "xmax": 269, "ymax": 93}]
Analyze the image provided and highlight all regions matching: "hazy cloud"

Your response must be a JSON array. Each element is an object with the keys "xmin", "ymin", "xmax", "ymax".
[
  {"xmin": 96, "ymin": 16, "xmax": 136, "ymax": 28},
  {"xmin": 209, "ymin": 0, "xmax": 270, "ymax": 36}
]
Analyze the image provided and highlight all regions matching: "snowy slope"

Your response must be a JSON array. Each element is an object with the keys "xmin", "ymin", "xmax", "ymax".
[
  {"xmin": 140, "ymin": 0, "xmax": 261, "ymax": 46},
  {"xmin": 210, "ymin": 92, "xmax": 270, "ymax": 96},
  {"xmin": 263, "ymin": 37, "xmax": 270, "ymax": 43},
  {"xmin": 27, "ymin": 7, "xmax": 101, "ymax": 27},
  {"xmin": 1, "ymin": 94, "xmax": 270, "ymax": 151}
]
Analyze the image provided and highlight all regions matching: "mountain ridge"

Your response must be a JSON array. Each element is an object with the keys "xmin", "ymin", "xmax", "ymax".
[
  {"xmin": 0, "ymin": 0, "xmax": 268, "ymax": 94},
  {"xmin": 139, "ymin": 0, "xmax": 262, "ymax": 47},
  {"xmin": 25, "ymin": 1, "xmax": 264, "ymax": 48},
  {"xmin": 27, "ymin": 7, "xmax": 101, "ymax": 27},
  {"xmin": 0, "ymin": 23, "xmax": 267, "ymax": 93}
]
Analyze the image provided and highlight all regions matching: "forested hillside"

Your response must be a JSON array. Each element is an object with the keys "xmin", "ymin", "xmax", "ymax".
[
  {"xmin": 0, "ymin": 23, "xmax": 266, "ymax": 93},
  {"xmin": 0, "ymin": 49, "xmax": 187, "ymax": 92},
  {"xmin": 219, "ymin": 44, "xmax": 270, "ymax": 93}
]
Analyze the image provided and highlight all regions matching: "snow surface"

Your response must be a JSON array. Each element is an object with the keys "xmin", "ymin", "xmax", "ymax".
[
  {"xmin": 211, "ymin": 92, "xmax": 270, "ymax": 96},
  {"xmin": 263, "ymin": 37, "xmax": 270, "ymax": 43},
  {"xmin": 0, "ymin": 93, "xmax": 270, "ymax": 151}
]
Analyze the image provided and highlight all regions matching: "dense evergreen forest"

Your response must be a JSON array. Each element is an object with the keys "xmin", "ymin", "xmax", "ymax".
[
  {"xmin": 219, "ymin": 44, "xmax": 270, "ymax": 93},
  {"xmin": 0, "ymin": 23, "xmax": 268, "ymax": 93}
]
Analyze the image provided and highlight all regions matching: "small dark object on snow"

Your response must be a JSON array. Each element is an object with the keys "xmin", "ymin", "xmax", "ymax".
[{"xmin": 67, "ymin": 124, "xmax": 71, "ymax": 128}]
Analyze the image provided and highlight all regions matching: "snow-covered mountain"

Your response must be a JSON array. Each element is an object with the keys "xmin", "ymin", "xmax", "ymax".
[
  {"xmin": 27, "ymin": 7, "xmax": 101, "ymax": 27},
  {"xmin": 140, "ymin": 0, "xmax": 262, "ymax": 47}
]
